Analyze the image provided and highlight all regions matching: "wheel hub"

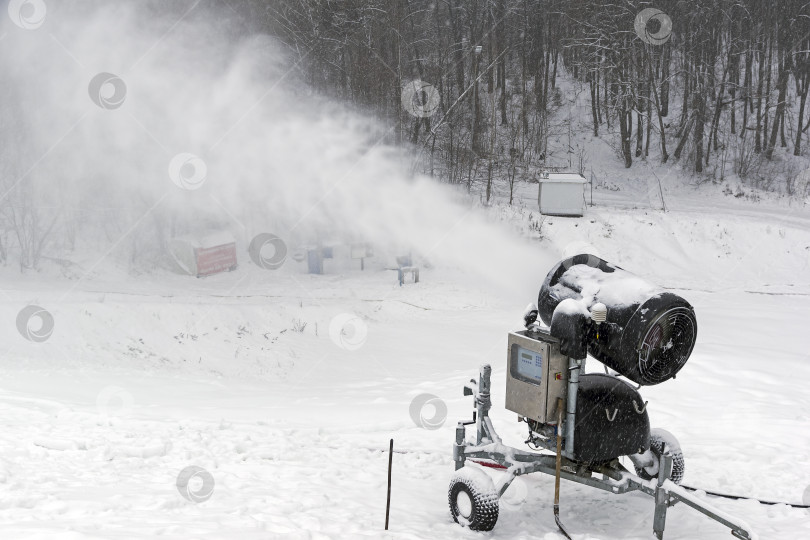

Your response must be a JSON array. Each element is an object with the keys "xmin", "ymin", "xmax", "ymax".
[{"xmin": 456, "ymin": 490, "xmax": 473, "ymax": 519}]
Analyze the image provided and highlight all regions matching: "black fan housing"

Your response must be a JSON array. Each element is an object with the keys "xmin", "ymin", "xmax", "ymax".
[{"xmin": 538, "ymin": 255, "xmax": 697, "ymax": 385}]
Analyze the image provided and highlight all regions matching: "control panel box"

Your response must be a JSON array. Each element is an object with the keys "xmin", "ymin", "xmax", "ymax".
[{"xmin": 505, "ymin": 329, "xmax": 568, "ymax": 424}]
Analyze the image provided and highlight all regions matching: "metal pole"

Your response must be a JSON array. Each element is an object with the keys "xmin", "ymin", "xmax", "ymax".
[
  {"xmin": 564, "ymin": 357, "xmax": 580, "ymax": 457},
  {"xmin": 653, "ymin": 454, "xmax": 673, "ymax": 539},
  {"xmin": 554, "ymin": 398, "xmax": 572, "ymax": 539},
  {"xmin": 385, "ymin": 439, "xmax": 393, "ymax": 530},
  {"xmin": 476, "ymin": 364, "xmax": 492, "ymax": 444}
]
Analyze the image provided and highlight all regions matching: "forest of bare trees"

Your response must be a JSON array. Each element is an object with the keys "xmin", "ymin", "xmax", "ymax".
[
  {"xmin": 1, "ymin": 1, "xmax": 808, "ymax": 272},
  {"xmin": 247, "ymin": 0, "xmax": 810, "ymax": 196}
]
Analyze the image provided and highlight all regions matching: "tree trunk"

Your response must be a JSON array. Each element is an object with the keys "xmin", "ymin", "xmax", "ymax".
[
  {"xmin": 754, "ymin": 38, "xmax": 765, "ymax": 153},
  {"xmin": 679, "ymin": 63, "xmax": 690, "ymax": 130},
  {"xmin": 762, "ymin": 38, "xmax": 773, "ymax": 152},
  {"xmin": 765, "ymin": 51, "xmax": 789, "ymax": 159},
  {"xmin": 645, "ymin": 79, "xmax": 652, "ymax": 158},
  {"xmin": 742, "ymin": 49, "xmax": 752, "ymax": 137},
  {"xmin": 619, "ymin": 95, "xmax": 633, "ymax": 167},
  {"xmin": 448, "ymin": 0, "xmax": 465, "ymax": 92},
  {"xmin": 674, "ymin": 116, "xmax": 693, "ymax": 160},
  {"xmin": 496, "ymin": 0, "xmax": 507, "ymax": 125},
  {"xmin": 695, "ymin": 92, "xmax": 705, "ymax": 173},
  {"xmin": 707, "ymin": 66, "xmax": 729, "ymax": 164},
  {"xmin": 660, "ymin": 43, "xmax": 670, "ymax": 117},
  {"xmin": 795, "ymin": 69, "xmax": 809, "ymax": 155},
  {"xmin": 589, "ymin": 77, "xmax": 599, "ymax": 136}
]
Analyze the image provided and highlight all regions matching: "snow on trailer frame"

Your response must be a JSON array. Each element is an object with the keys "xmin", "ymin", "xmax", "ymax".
[{"xmin": 450, "ymin": 364, "xmax": 757, "ymax": 540}]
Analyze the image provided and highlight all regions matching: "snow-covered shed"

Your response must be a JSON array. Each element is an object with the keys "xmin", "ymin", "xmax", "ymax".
[{"xmin": 537, "ymin": 172, "xmax": 587, "ymax": 217}]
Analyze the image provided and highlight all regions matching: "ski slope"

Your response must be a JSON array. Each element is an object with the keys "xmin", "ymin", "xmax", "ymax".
[
  {"xmin": 1, "ymin": 186, "xmax": 809, "ymax": 540},
  {"xmin": 2, "ymin": 2, "xmax": 809, "ymax": 538}
]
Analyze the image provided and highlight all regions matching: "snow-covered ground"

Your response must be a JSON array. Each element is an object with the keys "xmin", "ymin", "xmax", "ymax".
[
  {"xmin": 2, "ymin": 2, "xmax": 809, "ymax": 538},
  {"xmin": 1, "ymin": 182, "xmax": 809, "ymax": 540}
]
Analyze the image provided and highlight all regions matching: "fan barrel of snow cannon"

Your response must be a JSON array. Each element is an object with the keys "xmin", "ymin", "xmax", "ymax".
[{"xmin": 538, "ymin": 254, "xmax": 697, "ymax": 386}]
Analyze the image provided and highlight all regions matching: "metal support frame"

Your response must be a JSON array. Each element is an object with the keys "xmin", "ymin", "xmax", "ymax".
[
  {"xmin": 454, "ymin": 364, "xmax": 757, "ymax": 540},
  {"xmin": 653, "ymin": 454, "xmax": 673, "ymax": 538}
]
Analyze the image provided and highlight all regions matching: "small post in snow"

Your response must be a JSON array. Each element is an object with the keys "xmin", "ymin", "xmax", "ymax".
[{"xmin": 385, "ymin": 438, "xmax": 393, "ymax": 530}]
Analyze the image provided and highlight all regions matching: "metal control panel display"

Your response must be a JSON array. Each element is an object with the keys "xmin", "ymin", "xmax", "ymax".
[
  {"xmin": 515, "ymin": 347, "xmax": 544, "ymax": 384},
  {"xmin": 505, "ymin": 330, "xmax": 568, "ymax": 424}
]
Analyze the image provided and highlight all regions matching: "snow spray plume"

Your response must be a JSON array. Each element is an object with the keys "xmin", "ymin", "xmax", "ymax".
[{"xmin": 0, "ymin": 0, "xmax": 548, "ymax": 301}]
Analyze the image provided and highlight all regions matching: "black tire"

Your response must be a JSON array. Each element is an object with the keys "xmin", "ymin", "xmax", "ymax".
[
  {"xmin": 635, "ymin": 428, "xmax": 685, "ymax": 484},
  {"xmin": 448, "ymin": 467, "xmax": 499, "ymax": 531}
]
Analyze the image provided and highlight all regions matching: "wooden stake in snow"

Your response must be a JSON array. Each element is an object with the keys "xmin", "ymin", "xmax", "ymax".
[{"xmin": 385, "ymin": 438, "xmax": 393, "ymax": 530}]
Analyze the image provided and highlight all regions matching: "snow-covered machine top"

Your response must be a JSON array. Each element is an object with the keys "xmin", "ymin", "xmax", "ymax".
[{"xmin": 538, "ymin": 254, "xmax": 697, "ymax": 386}]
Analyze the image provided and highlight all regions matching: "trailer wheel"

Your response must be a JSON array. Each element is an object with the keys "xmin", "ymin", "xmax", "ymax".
[
  {"xmin": 448, "ymin": 467, "xmax": 499, "ymax": 531},
  {"xmin": 635, "ymin": 428, "xmax": 685, "ymax": 484}
]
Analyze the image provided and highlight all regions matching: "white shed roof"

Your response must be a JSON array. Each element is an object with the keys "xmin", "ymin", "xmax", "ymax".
[{"xmin": 539, "ymin": 172, "xmax": 587, "ymax": 183}]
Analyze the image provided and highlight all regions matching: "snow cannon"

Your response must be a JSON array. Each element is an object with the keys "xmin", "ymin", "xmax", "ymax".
[
  {"xmin": 538, "ymin": 254, "xmax": 697, "ymax": 386},
  {"xmin": 447, "ymin": 257, "xmax": 756, "ymax": 540}
]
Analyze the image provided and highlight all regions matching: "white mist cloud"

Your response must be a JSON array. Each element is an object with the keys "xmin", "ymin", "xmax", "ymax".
[{"xmin": 0, "ymin": 0, "xmax": 550, "ymax": 301}]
